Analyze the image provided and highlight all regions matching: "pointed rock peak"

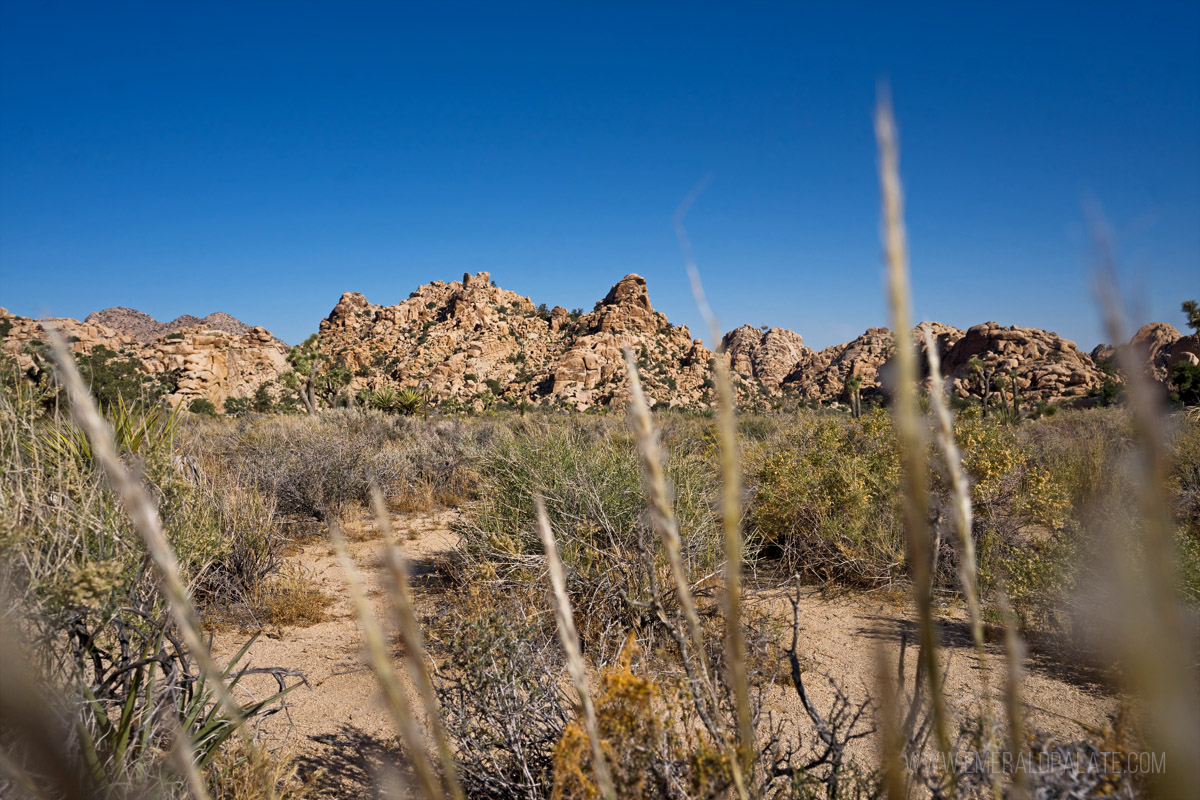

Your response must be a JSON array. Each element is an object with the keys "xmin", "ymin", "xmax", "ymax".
[
  {"xmin": 602, "ymin": 274, "xmax": 651, "ymax": 310},
  {"xmin": 462, "ymin": 271, "xmax": 492, "ymax": 290},
  {"xmin": 337, "ymin": 291, "xmax": 368, "ymax": 305},
  {"xmin": 326, "ymin": 291, "xmax": 373, "ymax": 328},
  {"xmin": 722, "ymin": 324, "xmax": 805, "ymax": 350}
]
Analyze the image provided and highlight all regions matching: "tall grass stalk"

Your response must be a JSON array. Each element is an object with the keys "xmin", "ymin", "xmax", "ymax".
[
  {"xmin": 874, "ymin": 641, "xmax": 908, "ymax": 800},
  {"xmin": 329, "ymin": 519, "xmax": 446, "ymax": 800},
  {"xmin": 369, "ymin": 487, "xmax": 464, "ymax": 800},
  {"xmin": 623, "ymin": 350, "xmax": 749, "ymax": 799},
  {"xmin": 875, "ymin": 94, "xmax": 954, "ymax": 793},
  {"xmin": 675, "ymin": 183, "xmax": 754, "ymax": 785},
  {"xmin": 998, "ymin": 592, "xmax": 1027, "ymax": 800},
  {"xmin": 1096, "ymin": 265, "xmax": 1200, "ymax": 800},
  {"xmin": 623, "ymin": 351, "xmax": 714, "ymax": 696},
  {"xmin": 923, "ymin": 323, "xmax": 997, "ymax": 785},
  {"xmin": 535, "ymin": 497, "xmax": 617, "ymax": 800},
  {"xmin": 46, "ymin": 326, "xmax": 239, "ymax": 800}
]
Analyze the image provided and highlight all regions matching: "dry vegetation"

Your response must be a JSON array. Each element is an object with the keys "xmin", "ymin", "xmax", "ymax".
[{"xmin": 1, "ymin": 104, "xmax": 1198, "ymax": 800}]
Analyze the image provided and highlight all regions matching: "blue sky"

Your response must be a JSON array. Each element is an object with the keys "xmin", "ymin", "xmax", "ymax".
[{"xmin": 2, "ymin": 2, "xmax": 1197, "ymax": 349}]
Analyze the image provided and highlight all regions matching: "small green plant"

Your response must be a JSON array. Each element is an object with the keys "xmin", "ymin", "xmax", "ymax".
[
  {"xmin": 38, "ymin": 394, "xmax": 182, "ymax": 465},
  {"xmin": 188, "ymin": 397, "xmax": 218, "ymax": 416},
  {"xmin": 1170, "ymin": 360, "xmax": 1200, "ymax": 406},
  {"xmin": 223, "ymin": 396, "xmax": 252, "ymax": 417}
]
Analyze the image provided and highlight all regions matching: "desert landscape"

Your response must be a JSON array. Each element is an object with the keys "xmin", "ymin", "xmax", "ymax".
[
  {"xmin": 2, "ymin": 3, "xmax": 1198, "ymax": 799},
  {"xmin": 3, "ymin": 258, "xmax": 1199, "ymax": 799}
]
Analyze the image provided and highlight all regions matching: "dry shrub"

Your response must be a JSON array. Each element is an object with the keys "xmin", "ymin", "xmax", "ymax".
[
  {"xmin": 184, "ymin": 410, "xmax": 492, "ymax": 520},
  {"xmin": 429, "ymin": 587, "xmax": 568, "ymax": 800},
  {"xmin": 552, "ymin": 639, "xmax": 732, "ymax": 800},
  {"xmin": 456, "ymin": 416, "xmax": 722, "ymax": 648},
  {"xmin": 254, "ymin": 564, "xmax": 331, "ymax": 628},
  {"xmin": 207, "ymin": 743, "xmax": 322, "ymax": 800},
  {"xmin": 743, "ymin": 408, "xmax": 905, "ymax": 586}
]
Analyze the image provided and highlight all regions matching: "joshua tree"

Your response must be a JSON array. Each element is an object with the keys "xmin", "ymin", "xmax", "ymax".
[
  {"xmin": 1183, "ymin": 299, "xmax": 1199, "ymax": 333},
  {"xmin": 844, "ymin": 374, "xmax": 863, "ymax": 419},
  {"xmin": 1008, "ymin": 368, "xmax": 1022, "ymax": 416},
  {"xmin": 968, "ymin": 356, "xmax": 995, "ymax": 418},
  {"xmin": 285, "ymin": 334, "xmax": 352, "ymax": 413}
]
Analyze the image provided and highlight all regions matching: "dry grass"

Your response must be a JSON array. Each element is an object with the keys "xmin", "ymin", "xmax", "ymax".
[
  {"xmin": 254, "ymin": 565, "xmax": 332, "ymax": 628},
  {"xmin": 207, "ymin": 745, "xmax": 320, "ymax": 800}
]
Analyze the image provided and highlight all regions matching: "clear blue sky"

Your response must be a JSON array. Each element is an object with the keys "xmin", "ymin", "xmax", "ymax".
[{"xmin": 2, "ymin": 2, "xmax": 1197, "ymax": 348}]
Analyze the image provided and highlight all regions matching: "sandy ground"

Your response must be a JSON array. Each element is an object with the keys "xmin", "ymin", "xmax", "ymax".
[{"xmin": 214, "ymin": 510, "xmax": 1118, "ymax": 797}]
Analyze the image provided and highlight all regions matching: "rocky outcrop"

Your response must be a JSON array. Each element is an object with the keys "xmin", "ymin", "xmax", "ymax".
[
  {"xmin": 0, "ymin": 308, "xmax": 288, "ymax": 411},
  {"xmin": 86, "ymin": 307, "xmax": 255, "ymax": 343},
  {"xmin": 137, "ymin": 326, "xmax": 289, "ymax": 409},
  {"xmin": 939, "ymin": 322, "xmax": 1103, "ymax": 402},
  {"xmin": 1091, "ymin": 323, "xmax": 1199, "ymax": 381},
  {"xmin": 8, "ymin": 278, "xmax": 1190, "ymax": 414},
  {"xmin": 771, "ymin": 323, "xmax": 965, "ymax": 404},
  {"xmin": 313, "ymin": 272, "xmax": 716, "ymax": 411},
  {"xmin": 783, "ymin": 327, "xmax": 896, "ymax": 402},
  {"xmin": 303, "ymin": 277, "xmax": 1145, "ymax": 411},
  {"xmin": 1128, "ymin": 323, "xmax": 1182, "ymax": 381},
  {"xmin": 723, "ymin": 326, "xmax": 809, "ymax": 391}
]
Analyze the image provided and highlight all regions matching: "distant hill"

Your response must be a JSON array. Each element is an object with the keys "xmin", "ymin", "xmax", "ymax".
[
  {"xmin": 85, "ymin": 307, "xmax": 253, "ymax": 342},
  {"xmin": 312, "ymin": 271, "xmax": 1112, "ymax": 412},
  {"xmin": 4, "ymin": 273, "xmax": 1191, "ymax": 414}
]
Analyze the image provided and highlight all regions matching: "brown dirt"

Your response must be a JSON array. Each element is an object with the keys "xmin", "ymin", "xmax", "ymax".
[{"xmin": 214, "ymin": 510, "xmax": 1118, "ymax": 797}]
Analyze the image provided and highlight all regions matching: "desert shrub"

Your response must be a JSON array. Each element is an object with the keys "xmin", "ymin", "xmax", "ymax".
[
  {"xmin": 551, "ymin": 640, "xmax": 734, "ymax": 800},
  {"xmin": 252, "ymin": 564, "xmax": 331, "ymax": 628},
  {"xmin": 1167, "ymin": 412, "xmax": 1200, "ymax": 603},
  {"xmin": 955, "ymin": 417, "xmax": 1072, "ymax": 539},
  {"xmin": 185, "ymin": 410, "xmax": 496, "ymax": 520},
  {"xmin": 189, "ymin": 397, "xmax": 218, "ymax": 416},
  {"xmin": 199, "ymin": 415, "xmax": 399, "ymax": 519},
  {"xmin": 430, "ymin": 589, "xmax": 568, "ymax": 800},
  {"xmin": 743, "ymin": 408, "xmax": 905, "ymax": 586},
  {"xmin": 223, "ymin": 396, "xmax": 252, "ymax": 417},
  {"xmin": 456, "ymin": 416, "xmax": 721, "ymax": 643},
  {"xmin": 381, "ymin": 416, "xmax": 493, "ymax": 509},
  {"xmin": 1017, "ymin": 408, "xmax": 1134, "ymax": 512}
]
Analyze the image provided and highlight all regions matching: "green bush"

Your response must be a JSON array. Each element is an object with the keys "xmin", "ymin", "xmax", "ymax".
[
  {"xmin": 223, "ymin": 396, "xmax": 252, "ymax": 417},
  {"xmin": 188, "ymin": 397, "xmax": 218, "ymax": 416},
  {"xmin": 457, "ymin": 416, "xmax": 721, "ymax": 641},
  {"xmin": 743, "ymin": 408, "xmax": 904, "ymax": 586},
  {"xmin": 1170, "ymin": 360, "xmax": 1200, "ymax": 406}
]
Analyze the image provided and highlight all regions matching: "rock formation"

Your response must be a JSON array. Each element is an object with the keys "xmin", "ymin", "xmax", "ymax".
[
  {"xmin": 938, "ymin": 322, "xmax": 1103, "ymax": 403},
  {"xmin": 722, "ymin": 326, "xmax": 809, "ymax": 390},
  {"xmin": 0, "ymin": 308, "xmax": 288, "ymax": 411},
  {"xmin": 313, "ymin": 272, "xmax": 715, "ymax": 411},
  {"xmin": 86, "ymin": 307, "xmax": 255, "ymax": 343},
  {"xmin": 1093, "ymin": 323, "xmax": 1200, "ymax": 382},
  {"xmin": 4, "ymin": 273, "xmax": 1189, "ymax": 414}
]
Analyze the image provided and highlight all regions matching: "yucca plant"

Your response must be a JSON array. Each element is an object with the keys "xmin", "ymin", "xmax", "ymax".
[
  {"xmin": 395, "ymin": 387, "xmax": 425, "ymax": 416},
  {"xmin": 70, "ymin": 621, "xmax": 301, "ymax": 796},
  {"xmin": 367, "ymin": 386, "xmax": 400, "ymax": 413},
  {"xmin": 37, "ymin": 394, "xmax": 182, "ymax": 466},
  {"xmin": 367, "ymin": 385, "xmax": 424, "ymax": 416}
]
